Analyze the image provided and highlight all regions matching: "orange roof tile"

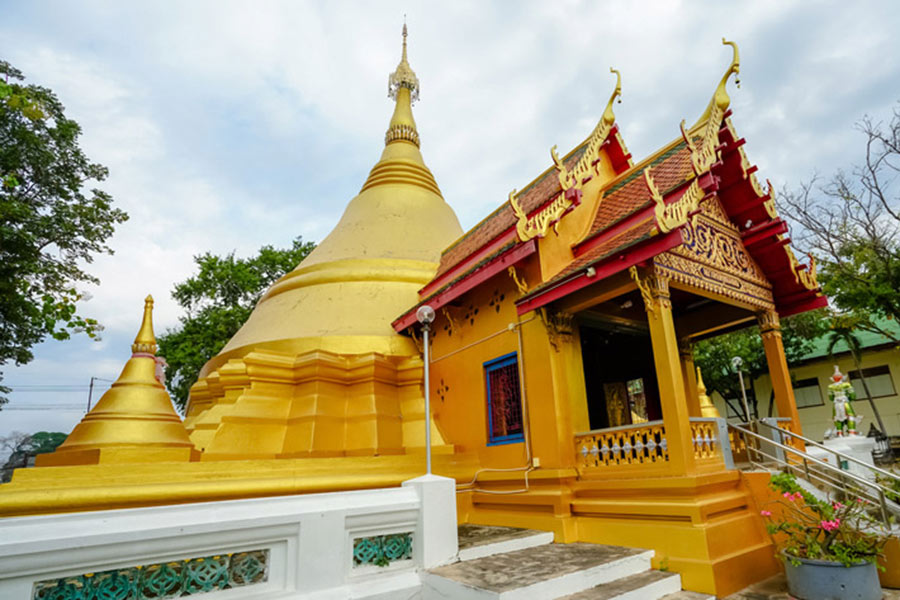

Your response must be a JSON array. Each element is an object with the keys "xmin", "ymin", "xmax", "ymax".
[{"xmin": 434, "ymin": 144, "xmax": 587, "ymax": 279}]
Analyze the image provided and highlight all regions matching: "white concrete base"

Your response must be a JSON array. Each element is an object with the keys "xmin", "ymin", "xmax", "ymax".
[
  {"xmin": 823, "ymin": 435, "xmax": 877, "ymax": 480},
  {"xmin": 402, "ymin": 474, "xmax": 458, "ymax": 568},
  {"xmin": 421, "ymin": 550, "xmax": 653, "ymax": 600},
  {"xmin": 458, "ymin": 531, "xmax": 554, "ymax": 562}
]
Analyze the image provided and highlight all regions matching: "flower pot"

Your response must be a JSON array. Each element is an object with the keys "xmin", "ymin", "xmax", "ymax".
[{"xmin": 783, "ymin": 553, "xmax": 881, "ymax": 600}]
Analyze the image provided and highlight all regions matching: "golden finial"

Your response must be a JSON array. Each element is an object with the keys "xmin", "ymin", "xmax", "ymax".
[
  {"xmin": 388, "ymin": 20, "xmax": 419, "ymax": 104},
  {"xmin": 691, "ymin": 38, "xmax": 740, "ymax": 129},
  {"xmin": 131, "ymin": 294, "xmax": 158, "ymax": 355}
]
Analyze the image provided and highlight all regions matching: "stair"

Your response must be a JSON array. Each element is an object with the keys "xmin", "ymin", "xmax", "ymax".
[
  {"xmin": 423, "ymin": 525, "xmax": 705, "ymax": 600},
  {"xmin": 458, "ymin": 523, "xmax": 554, "ymax": 561}
]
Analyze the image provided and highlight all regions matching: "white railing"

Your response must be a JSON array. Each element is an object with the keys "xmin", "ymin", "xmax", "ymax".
[{"xmin": 0, "ymin": 476, "xmax": 457, "ymax": 600}]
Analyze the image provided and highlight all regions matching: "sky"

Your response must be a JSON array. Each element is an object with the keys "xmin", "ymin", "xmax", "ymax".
[{"xmin": 1, "ymin": 0, "xmax": 899, "ymax": 441}]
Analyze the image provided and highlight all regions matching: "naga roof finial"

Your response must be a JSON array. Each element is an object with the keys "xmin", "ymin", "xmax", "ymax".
[
  {"xmin": 601, "ymin": 67, "xmax": 623, "ymax": 128},
  {"xmin": 691, "ymin": 38, "xmax": 740, "ymax": 129}
]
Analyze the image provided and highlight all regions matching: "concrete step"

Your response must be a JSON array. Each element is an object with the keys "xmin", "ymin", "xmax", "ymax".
[
  {"xmin": 457, "ymin": 524, "xmax": 554, "ymax": 561},
  {"xmin": 423, "ymin": 543, "xmax": 652, "ymax": 600},
  {"xmin": 558, "ymin": 570, "xmax": 682, "ymax": 600},
  {"xmin": 660, "ymin": 591, "xmax": 716, "ymax": 600}
]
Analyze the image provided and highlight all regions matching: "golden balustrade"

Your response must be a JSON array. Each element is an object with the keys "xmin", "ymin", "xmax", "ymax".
[
  {"xmin": 575, "ymin": 418, "xmax": 735, "ymax": 478},
  {"xmin": 575, "ymin": 421, "xmax": 669, "ymax": 475}
]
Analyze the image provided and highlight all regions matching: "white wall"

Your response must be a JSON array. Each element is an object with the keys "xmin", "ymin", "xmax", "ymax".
[{"xmin": 0, "ymin": 477, "xmax": 458, "ymax": 600}]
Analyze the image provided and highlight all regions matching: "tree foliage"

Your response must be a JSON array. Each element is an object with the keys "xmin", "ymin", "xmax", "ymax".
[
  {"xmin": 157, "ymin": 238, "xmax": 316, "ymax": 410},
  {"xmin": 0, "ymin": 430, "xmax": 66, "ymax": 482},
  {"xmin": 778, "ymin": 104, "xmax": 900, "ymax": 341},
  {"xmin": 0, "ymin": 60, "xmax": 128, "ymax": 405},
  {"xmin": 693, "ymin": 309, "xmax": 829, "ymax": 419}
]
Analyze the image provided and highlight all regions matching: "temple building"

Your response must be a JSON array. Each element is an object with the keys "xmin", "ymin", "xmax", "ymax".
[{"xmin": 0, "ymin": 30, "xmax": 831, "ymax": 597}]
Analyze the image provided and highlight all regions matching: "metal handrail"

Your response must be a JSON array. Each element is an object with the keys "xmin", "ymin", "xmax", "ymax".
[
  {"xmin": 729, "ymin": 423, "xmax": 893, "ymax": 525},
  {"xmin": 755, "ymin": 420, "xmax": 900, "ymax": 486}
]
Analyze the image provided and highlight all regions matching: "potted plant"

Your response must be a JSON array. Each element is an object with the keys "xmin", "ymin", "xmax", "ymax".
[{"xmin": 760, "ymin": 472, "xmax": 891, "ymax": 600}]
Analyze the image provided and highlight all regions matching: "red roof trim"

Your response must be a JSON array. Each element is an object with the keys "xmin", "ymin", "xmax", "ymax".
[
  {"xmin": 742, "ymin": 219, "xmax": 788, "ymax": 249},
  {"xmin": 420, "ymin": 230, "xmax": 516, "ymax": 296},
  {"xmin": 515, "ymin": 229, "xmax": 684, "ymax": 315},
  {"xmin": 778, "ymin": 295, "xmax": 828, "ymax": 317},
  {"xmin": 393, "ymin": 239, "xmax": 538, "ymax": 331}
]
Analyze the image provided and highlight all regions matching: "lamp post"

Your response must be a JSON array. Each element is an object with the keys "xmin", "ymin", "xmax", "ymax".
[
  {"xmin": 416, "ymin": 305, "xmax": 436, "ymax": 475},
  {"xmin": 732, "ymin": 356, "xmax": 752, "ymax": 423}
]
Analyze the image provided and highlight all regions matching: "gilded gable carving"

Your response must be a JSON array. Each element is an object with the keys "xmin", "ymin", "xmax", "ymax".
[{"xmin": 655, "ymin": 196, "xmax": 774, "ymax": 310}]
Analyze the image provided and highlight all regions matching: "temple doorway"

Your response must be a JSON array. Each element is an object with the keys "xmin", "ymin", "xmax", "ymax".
[{"xmin": 579, "ymin": 322, "xmax": 662, "ymax": 431}]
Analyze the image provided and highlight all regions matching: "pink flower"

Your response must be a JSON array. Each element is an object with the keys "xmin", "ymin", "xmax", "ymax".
[
  {"xmin": 833, "ymin": 502, "xmax": 845, "ymax": 510},
  {"xmin": 820, "ymin": 519, "xmax": 841, "ymax": 532},
  {"xmin": 760, "ymin": 510, "xmax": 772, "ymax": 517},
  {"xmin": 783, "ymin": 492, "xmax": 792, "ymax": 498},
  {"xmin": 792, "ymin": 492, "xmax": 803, "ymax": 501}
]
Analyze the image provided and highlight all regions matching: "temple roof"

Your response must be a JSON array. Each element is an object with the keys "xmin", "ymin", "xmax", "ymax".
[{"xmin": 394, "ymin": 40, "xmax": 825, "ymax": 332}]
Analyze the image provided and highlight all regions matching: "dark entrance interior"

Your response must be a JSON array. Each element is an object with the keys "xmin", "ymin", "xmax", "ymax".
[{"xmin": 579, "ymin": 323, "xmax": 662, "ymax": 431}]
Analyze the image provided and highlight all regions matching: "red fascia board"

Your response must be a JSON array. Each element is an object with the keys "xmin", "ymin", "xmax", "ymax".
[
  {"xmin": 393, "ymin": 239, "xmax": 537, "ymax": 331},
  {"xmin": 421, "ymin": 230, "xmax": 516, "ymax": 296},
  {"xmin": 778, "ymin": 294, "xmax": 828, "ymax": 317},
  {"xmin": 729, "ymin": 193, "xmax": 771, "ymax": 223},
  {"xmin": 606, "ymin": 125, "xmax": 632, "ymax": 173},
  {"xmin": 742, "ymin": 219, "xmax": 788, "ymax": 249},
  {"xmin": 515, "ymin": 229, "xmax": 684, "ymax": 315}
]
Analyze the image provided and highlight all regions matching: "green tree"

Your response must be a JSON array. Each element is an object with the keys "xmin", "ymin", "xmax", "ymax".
[
  {"xmin": 1, "ymin": 430, "xmax": 66, "ymax": 482},
  {"xmin": 693, "ymin": 309, "xmax": 829, "ymax": 420},
  {"xmin": 0, "ymin": 60, "xmax": 128, "ymax": 406},
  {"xmin": 778, "ymin": 104, "xmax": 900, "ymax": 342},
  {"xmin": 157, "ymin": 237, "xmax": 316, "ymax": 410}
]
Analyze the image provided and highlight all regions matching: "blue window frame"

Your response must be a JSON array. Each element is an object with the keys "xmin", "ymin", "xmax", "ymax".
[{"xmin": 484, "ymin": 352, "xmax": 524, "ymax": 445}]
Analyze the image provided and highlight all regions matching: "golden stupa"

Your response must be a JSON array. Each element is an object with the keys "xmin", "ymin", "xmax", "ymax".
[
  {"xmin": 696, "ymin": 367, "xmax": 721, "ymax": 419},
  {"xmin": 183, "ymin": 25, "xmax": 463, "ymax": 459},
  {"xmin": 37, "ymin": 296, "xmax": 196, "ymax": 466}
]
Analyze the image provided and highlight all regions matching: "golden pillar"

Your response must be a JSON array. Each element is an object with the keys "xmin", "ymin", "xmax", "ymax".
[
  {"xmin": 634, "ymin": 268, "xmax": 696, "ymax": 475},
  {"xmin": 758, "ymin": 310, "xmax": 803, "ymax": 434},
  {"xmin": 679, "ymin": 340, "xmax": 701, "ymax": 417}
]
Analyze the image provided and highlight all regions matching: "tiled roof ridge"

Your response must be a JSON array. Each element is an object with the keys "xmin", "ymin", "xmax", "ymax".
[{"xmin": 440, "ymin": 141, "xmax": 589, "ymax": 258}]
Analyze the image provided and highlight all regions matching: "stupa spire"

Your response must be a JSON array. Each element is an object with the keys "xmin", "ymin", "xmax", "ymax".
[
  {"xmin": 132, "ymin": 295, "xmax": 157, "ymax": 354},
  {"xmin": 696, "ymin": 367, "xmax": 721, "ymax": 419},
  {"xmin": 36, "ymin": 295, "xmax": 196, "ymax": 466},
  {"xmin": 385, "ymin": 22, "xmax": 421, "ymax": 148}
]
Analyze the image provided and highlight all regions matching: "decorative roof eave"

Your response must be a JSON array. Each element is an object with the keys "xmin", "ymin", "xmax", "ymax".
[
  {"xmin": 515, "ymin": 227, "xmax": 685, "ymax": 315},
  {"xmin": 392, "ymin": 239, "xmax": 538, "ymax": 331},
  {"xmin": 507, "ymin": 68, "xmax": 625, "ymax": 244},
  {"xmin": 711, "ymin": 111, "xmax": 826, "ymax": 314},
  {"xmin": 426, "ymin": 117, "xmax": 631, "ymax": 295}
]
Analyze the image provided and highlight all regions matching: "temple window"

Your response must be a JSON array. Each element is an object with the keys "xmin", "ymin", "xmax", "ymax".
[
  {"xmin": 484, "ymin": 353, "xmax": 524, "ymax": 445},
  {"xmin": 792, "ymin": 377, "xmax": 824, "ymax": 408},
  {"xmin": 848, "ymin": 366, "xmax": 896, "ymax": 399}
]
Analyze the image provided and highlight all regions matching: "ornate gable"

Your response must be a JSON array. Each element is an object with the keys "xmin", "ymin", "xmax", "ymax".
[{"xmin": 654, "ymin": 195, "xmax": 774, "ymax": 310}]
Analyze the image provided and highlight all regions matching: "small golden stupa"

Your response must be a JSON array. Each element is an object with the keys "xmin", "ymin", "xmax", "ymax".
[
  {"xmin": 696, "ymin": 367, "xmax": 721, "ymax": 419},
  {"xmin": 182, "ymin": 25, "xmax": 463, "ymax": 459},
  {"xmin": 36, "ymin": 296, "xmax": 197, "ymax": 466}
]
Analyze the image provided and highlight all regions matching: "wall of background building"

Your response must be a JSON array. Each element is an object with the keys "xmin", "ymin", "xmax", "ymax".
[{"xmin": 711, "ymin": 346, "xmax": 900, "ymax": 441}]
